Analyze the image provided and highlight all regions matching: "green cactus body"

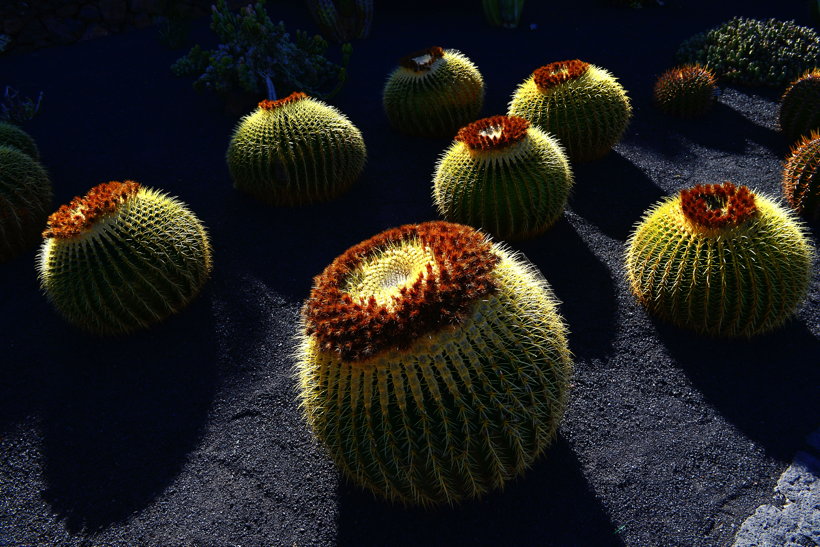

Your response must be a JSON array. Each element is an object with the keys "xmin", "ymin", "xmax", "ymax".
[
  {"xmin": 779, "ymin": 69, "xmax": 820, "ymax": 142},
  {"xmin": 305, "ymin": 0, "xmax": 373, "ymax": 42},
  {"xmin": 653, "ymin": 65, "xmax": 717, "ymax": 118},
  {"xmin": 432, "ymin": 115, "xmax": 573, "ymax": 240},
  {"xmin": 508, "ymin": 60, "xmax": 631, "ymax": 162},
  {"xmin": 295, "ymin": 221, "xmax": 572, "ymax": 506},
  {"xmin": 0, "ymin": 122, "xmax": 39, "ymax": 161},
  {"xmin": 382, "ymin": 47, "xmax": 485, "ymax": 138},
  {"xmin": 482, "ymin": 0, "xmax": 525, "ymax": 28},
  {"xmin": 0, "ymin": 145, "xmax": 51, "ymax": 262},
  {"xmin": 783, "ymin": 132, "xmax": 820, "ymax": 222},
  {"xmin": 37, "ymin": 181, "xmax": 213, "ymax": 334},
  {"xmin": 625, "ymin": 182, "xmax": 813, "ymax": 337},
  {"xmin": 227, "ymin": 92, "xmax": 366, "ymax": 205}
]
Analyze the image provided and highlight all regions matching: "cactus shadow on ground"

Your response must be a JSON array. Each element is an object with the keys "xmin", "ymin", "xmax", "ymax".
[{"xmin": 335, "ymin": 435, "xmax": 624, "ymax": 547}]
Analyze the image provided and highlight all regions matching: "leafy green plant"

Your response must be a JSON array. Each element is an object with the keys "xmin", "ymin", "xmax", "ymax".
[{"xmin": 172, "ymin": 0, "xmax": 351, "ymax": 100}]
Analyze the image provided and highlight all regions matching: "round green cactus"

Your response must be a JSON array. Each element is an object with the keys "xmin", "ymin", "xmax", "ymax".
[
  {"xmin": 482, "ymin": 0, "xmax": 525, "ymax": 28},
  {"xmin": 432, "ymin": 115, "xmax": 573, "ymax": 240},
  {"xmin": 508, "ymin": 59, "xmax": 632, "ymax": 162},
  {"xmin": 295, "ymin": 221, "xmax": 572, "ymax": 506},
  {"xmin": 783, "ymin": 131, "xmax": 820, "ymax": 222},
  {"xmin": 227, "ymin": 92, "xmax": 366, "ymax": 205},
  {"xmin": 37, "ymin": 181, "xmax": 213, "ymax": 334},
  {"xmin": 676, "ymin": 17, "xmax": 820, "ymax": 87},
  {"xmin": 779, "ymin": 68, "xmax": 820, "ymax": 142},
  {"xmin": 382, "ymin": 46, "xmax": 485, "ymax": 138},
  {"xmin": 0, "ymin": 122, "xmax": 39, "ymax": 161},
  {"xmin": 653, "ymin": 65, "xmax": 717, "ymax": 118},
  {"xmin": 625, "ymin": 182, "xmax": 813, "ymax": 337},
  {"xmin": 0, "ymin": 145, "xmax": 52, "ymax": 262}
]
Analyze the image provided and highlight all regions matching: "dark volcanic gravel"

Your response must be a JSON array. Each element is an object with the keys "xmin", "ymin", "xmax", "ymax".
[{"xmin": 1, "ymin": 1, "xmax": 818, "ymax": 546}]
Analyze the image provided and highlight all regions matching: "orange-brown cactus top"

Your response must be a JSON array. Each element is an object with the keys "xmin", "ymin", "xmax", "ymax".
[
  {"xmin": 680, "ymin": 182, "xmax": 758, "ymax": 229},
  {"xmin": 455, "ymin": 115, "xmax": 530, "ymax": 151},
  {"xmin": 398, "ymin": 46, "xmax": 445, "ymax": 72},
  {"xmin": 533, "ymin": 60, "xmax": 590, "ymax": 90},
  {"xmin": 303, "ymin": 221, "xmax": 499, "ymax": 362},
  {"xmin": 43, "ymin": 181, "xmax": 140, "ymax": 239},
  {"xmin": 258, "ymin": 92, "xmax": 308, "ymax": 111}
]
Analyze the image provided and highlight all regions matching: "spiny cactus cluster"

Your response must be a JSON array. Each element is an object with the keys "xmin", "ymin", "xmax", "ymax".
[
  {"xmin": 305, "ymin": 0, "xmax": 373, "ymax": 42},
  {"xmin": 0, "ymin": 144, "xmax": 51, "ymax": 262},
  {"xmin": 37, "ymin": 181, "xmax": 213, "ymax": 334},
  {"xmin": 226, "ymin": 92, "xmax": 366, "ymax": 205},
  {"xmin": 653, "ymin": 65, "xmax": 717, "ymax": 118},
  {"xmin": 779, "ymin": 69, "xmax": 820, "ymax": 143},
  {"xmin": 676, "ymin": 17, "xmax": 820, "ymax": 87},
  {"xmin": 295, "ymin": 221, "xmax": 572, "ymax": 506},
  {"xmin": 508, "ymin": 59, "xmax": 631, "ymax": 161},
  {"xmin": 626, "ymin": 182, "xmax": 812, "ymax": 337},
  {"xmin": 432, "ymin": 115, "xmax": 573, "ymax": 240},
  {"xmin": 383, "ymin": 46, "xmax": 485, "ymax": 138},
  {"xmin": 783, "ymin": 132, "xmax": 820, "ymax": 222}
]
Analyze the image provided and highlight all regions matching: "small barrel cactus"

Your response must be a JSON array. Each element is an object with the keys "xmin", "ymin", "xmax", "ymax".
[
  {"xmin": 227, "ymin": 92, "xmax": 366, "ymax": 205},
  {"xmin": 625, "ymin": 182, "xmax": 813, "ymax": 337},
  {"xmin": 0, "ymin": 145, "xmax": 52, "ymax": 262},
  {"xmin": 779, "ymin": 68, "xmax": 820, "ymax": 142},
  {"xmin": 653, "ymin": 64, "xmax": 717, "ymax": 118},
  {"xmin": 508, "ymin": 59, "xmax": 632, "ymax": 162},
  {"xmin": 37, "ymin": 181, "xmax": 213, "ymax": 334},
  {"xmin": 432, "ymin": 115, "xmax": 573, "ymax": 240},
  {"xmin": 295, "ymin": 221, "xmax": 572, "ymax": 506},
  {"xmin": 0, "ymin": 121, "xmax": 39, "ymax": 161},
  {"xmin": 382, "ymin": 46, "xmax": 485, "ymax": 138},
  {"xmin": 783, "ymin": 131, "xmax": 820, "ymax": 221}
]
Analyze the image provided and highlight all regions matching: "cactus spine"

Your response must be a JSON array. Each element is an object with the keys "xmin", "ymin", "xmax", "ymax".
[
  {"xmin": 37, "ymin": 181, "xmax": 213, "ymax": 334},
  {"xmin": 0, "ymin": 145, "xmax": 52, "ymax": 262},
  {"xmin": 653, "ymin": 65, "xmax": 717, "ymax": 118},
  {"xmin": 783, "ymin": 131, "xmax": 820, "ymax": 221},
  {"xmin": 432, "ymin": 115, "xmax": 573, "ymax": 240},
  {"xmin": 382, "ymin": 47, "xmax": 485, "ymax": 138},
  {"xmin": 295, "ymin": 221, "xmax": 572, "ymax": 506},
  {"xmin": 625, "ymin": 182, "xmax": 813, "ymax": 337},
  {"xmin": 779, "ymin": 68, "xmax": 820, "ymax": 142},
  {"xmin": 227, "ymin": 92, "xmax": 366, "ymax": 205},
  {"xmin": 0, "ymin": 122, "xmax": 40, "ymax": 161},
  {"xmin": 508, "ymin": 60, "xmax": 631, "ymax": 162}
]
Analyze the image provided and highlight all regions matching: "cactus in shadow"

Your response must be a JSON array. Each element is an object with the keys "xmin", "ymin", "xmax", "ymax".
[
  {"xmin": 482, "ymin": 0, "xmax": 525, "ymax": 29},
  {"xmin": 383, "ymin": 46, "xmax": 485, "ymax": 138},
  {"xmin": 295, "ymin": 221, "xmax": 572, "ymax": 506},
  {"xmin": 653, "ymin": 65, "xmax": 717, "ymax": 118},
  {"xmin": 37, "ymin": 181, "xmax": 213, "ymax": 334},
  {"xmin": 226, "ymin": 92, "xmax": 366, "ymax": 205},
  {"xmin": 783, "ymin": 131, "xmax": 820, "ymax": 222},
  {"xmin": 508, "ymin": 59, "xmax": 631, "ymax": 162},
  {"xmin": 625, "ymin": 182, "xmax": 813, "ymax": 337},
  {"xmin": 779, "ymin": 68, "xmax": 820, "ymax": 143},
  {"xmin": 304, "ymin": 0, "xmax": 373, "ymax": 42},
  {"xmin": 0, "ymin": 145, "xmax": 51, "ymax": 262},
  {"xmin": 432, "ymin": 115, "xmax": 573, "ymax": 240},
  {"xmin": 0, "ymin": 121, "xmax": 39, "ymax": 161}
]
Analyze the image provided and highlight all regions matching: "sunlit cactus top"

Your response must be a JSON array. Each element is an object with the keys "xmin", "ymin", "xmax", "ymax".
[
  {"xmin": 679, "ymin": 182, "xmax": 758, "ymax": 229},
  {"xmin": 258, "ymin": 91, "xmax": 309, "ymax": 110},
  {"xmin": 43, "ymin": 181, "xmax": 140, "ymax": 239},
  {"xmin": 302, "ymin": 222, "xmax": 500, "ymax": 362},
  {"xmin": 533, "ymin": 60, "xmax": 590, "ymax": 90},
  {"xmin": 455, "ymin": 115, "xmax": 530, "ymax": 151},
  {"xmin": 398, "ymin": 46, "xmax": 446, "ymax": 72}
]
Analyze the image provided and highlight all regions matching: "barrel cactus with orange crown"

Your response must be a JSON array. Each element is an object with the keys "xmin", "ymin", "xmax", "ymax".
[
  {"xmin": 295, "ymin": 221, "xmax": 572, "ymax": 506},
  {"xmin": 432, "ymin": 115, "xmax": 573, "ymax": 240},
  {"xmin": 779, "ymin": 68, "xmax": 820, "ymax": 142},
  {"xmin": 783, "ymin": 131, "xmax": 820, "ymax": 221},
  {"xmin": 508, "ymin": 59, "xmax": 631, "ymax": 162},
  {"xmin": 226, "ymin": 92, "xmax": 366, "ymax": 205},
  {"xmin": 382, "ymin": 46, "xmax": 485, "ymax": 138},
  {"xmin": 625, "ymin": 182, "xmax": 813, "ymax": 337},
  {"xmin": 653, "ymin": 64, "xmax": 717, "ymax": 118},
  {"xmin": 37, "ymin": 181, "xmax": 213, "ymax": 334}
]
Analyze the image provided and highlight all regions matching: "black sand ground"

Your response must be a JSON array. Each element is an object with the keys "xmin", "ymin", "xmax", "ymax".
[{"xmin": 1, "ymin": 1, "xmax": 818, "ymax": 545}]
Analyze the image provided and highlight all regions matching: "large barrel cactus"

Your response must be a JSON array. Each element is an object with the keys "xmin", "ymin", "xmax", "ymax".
[
  {"xmin": 0, "ymin": 145, "xmax": 52, "ymax": 262},
  {"xmin": 779, "ymin": 68, "xmax": 820, "ymax": 143},
  {"xmin": 382, "ymin": 46, "xmax": 485, "ymax": 138},
  {"xmin": 508, "ymin": 59, "xmax": 631, "ymax": 162},
  {"xmin": 295, "ymin": 221, "xmax": 572, "ymax": 506},
  {"xmin": 625, "ymin": 182, "xmax": 813, "ymax": 337},
  {"xmin": 432, "ymin": 115, "xmax": 573, "ymax": 240},
  {"xmin": 227, "ymin": 92, "xmax": 366, "ymax": 205},
  {"xmin": 783, "ymin": 132, "xmax": 820, "ymax": 221},
  {"xmin": 37, "ymin": 181, "xmax": 213, "ymax": 334},
  {"xmin": 0, "ymin": 122, "xmax": 40, "ymax": 161}
]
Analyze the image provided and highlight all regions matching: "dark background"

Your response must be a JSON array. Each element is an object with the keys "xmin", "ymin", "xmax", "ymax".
[{"xmin": 1, "ymin": 1, "xmax": 818, "ymax": 545}]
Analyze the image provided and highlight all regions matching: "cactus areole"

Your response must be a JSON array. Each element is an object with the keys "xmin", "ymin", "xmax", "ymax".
[
  {"xmin": 680, "ymin": 182, "xmax": 758, "ymax": 230},
  {"xmin": 533, "ymin": 60, "xmax": 590, "ymax": 90},
  {"xmin": 303, "ymin": 222, "xmax": 499, "ymax": 362},
  {"xmin": 398, "ymin": 46, "xmax": 445, "ymax": 72},
  {"xmin": 43, "ymin": 181, "xmax": 140, "ymax": 239},
  {"xmin": 456, "ymin": 115, "xmax": 530, "ymax": 151}
]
